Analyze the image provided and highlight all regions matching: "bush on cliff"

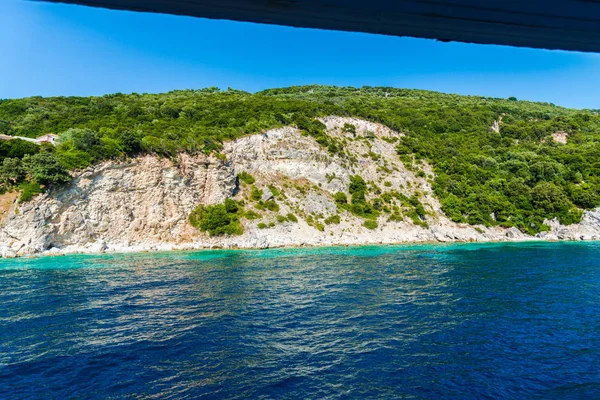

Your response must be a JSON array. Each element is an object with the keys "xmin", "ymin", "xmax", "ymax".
[
  {"xmin": 189, "ymin": 198, "xmax": 244, "ymax": 236},
  {"xmin": 18, "ymin": 181, "xmax": 44, "ymax": 202},
  {"xmin": 237, "ymin": 171, "xmax": 255, "ymax": 185},
  {"xmin": 22, "ymin": 152, "xmax": 71, "ymax": 186}
]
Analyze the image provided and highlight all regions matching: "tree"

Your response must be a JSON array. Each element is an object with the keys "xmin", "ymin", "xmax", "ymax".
[
  {"xmin": 570, "ymin": 184, "xmax": 600, "ymax": 209},
  {"xmin": 73, "ymin": 129, "xmax": 101, "ymax": 151},
  {"xmin": 441, "ymin": 194, "xmax": 463, "ymax": 222},
  {"xmin": 0, "ymin": 139, "xmax": 39, "ymax": 159},
  {"xmin": 22, "ymin": 152, "xmax": 71, "ymax": 185},
  {"xmin": 531, "ymin": 182, "xmax": 571, "ymax": 214},
  {"xmin": 119, "ymin": 131, "xmax": 142, "ymax": 154},
  {"xmin": 0, "ymin": 158, "xmax": 24, "ymax": 186}
]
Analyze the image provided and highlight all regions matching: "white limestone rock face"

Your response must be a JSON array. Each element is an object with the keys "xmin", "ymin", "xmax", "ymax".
[
  {"xmin": 0, "ymin": 117, "xmax": 598, "ymax": 257},
  {"xmin": 0, "ymin": 154, "xmax": 235, "ymax": 256},
  {"xmin": 540, "ymin": 210, "xmax": 600, "ymax": 241}
]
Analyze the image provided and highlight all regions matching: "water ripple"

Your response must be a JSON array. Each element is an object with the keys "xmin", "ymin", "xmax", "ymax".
[{"xmin": 0, "ymin": 242, "xmax": 599, "ymax": 398}]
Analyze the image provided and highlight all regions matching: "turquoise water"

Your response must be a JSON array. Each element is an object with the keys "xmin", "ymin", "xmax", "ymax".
[{"xmin": 1, "ymin": 242, "xmax": 599, "ymax": 398}]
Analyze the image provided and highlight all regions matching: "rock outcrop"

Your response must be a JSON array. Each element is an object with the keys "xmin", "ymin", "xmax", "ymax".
[
  {"xmin": 0, "ymin": 117, "xmax": 598, "ymax": 257},
  {"xmin": 553, "ymin": 131, "xmax": 569, "ymax": 144}
]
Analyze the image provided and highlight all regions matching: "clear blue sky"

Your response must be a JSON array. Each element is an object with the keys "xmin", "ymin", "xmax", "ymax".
[{"xmin": 2, "ymin": 0, "xmax": 600, "ymax": 109}]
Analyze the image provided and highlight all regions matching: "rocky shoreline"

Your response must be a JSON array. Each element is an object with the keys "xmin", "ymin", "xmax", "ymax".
[
  {"xmin": 1, "ymin": 117, "xmax": 599, "ymax": 258},
  {"xmin": 3, "ymin": 225, "xmax": 599, "ymax": 259}
]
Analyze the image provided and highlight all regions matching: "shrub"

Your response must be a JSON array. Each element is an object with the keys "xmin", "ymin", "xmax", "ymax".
[
  {"xmin": 189, "ymin": 199, "xmax": 243, "ymax": 236},
  {"xmin": 0, "ymin": 158, "xmax": 25, "ymax": 186},
  {"xmin": 569, "ymin": 185, "xmax": 598, "ymax": 209},
  {"xmin": 268, "ymin": 185, "xmax": 280, "ymax": 197},
  {"xmin": 56, "ymin": 148, "xmax": 93, "ymax": 170},
  {"xmin": 18, "ymin": 181, "xmax": 44, "ymax": 202},
  {"xmin": 250, "ymin": 185, "xmax": 262, "ymax": 201},
  {"xmin": 22, "ymin": 152, "xmax": 71, "ymax": 186},
  {"xmin": 257, "ymin": 222, "xmax": 267, "ymax": 229},
  {"xmin": 441, "ymin": 194, "xmax": 464, "ymax": 222},
  {"xmin": 531, "ymin": 182, "xmax": 571, "ymax": 214},
  {"xmin": 409, "ymin": 195, "xmax": 427, "ymax": 218},
  {"xmin": 364, "ymin": 220, "xmax": 378, "ymax": 230},
  {"xmin": 342, "ymin": 123, "xmax": 356, "ymax": 134},
  {"xmin": 276, "ymin": 214, "xmax": 287, "ymax": 223},
  {"xmin": 349, "ymin": 175, "xmax": 367, "ymax": 196},
  {"xmin": 286, "ymin": 213, "xmax": 298, "ymax": 223},
  {"xmin": 324, "ymin": 215, "xmax": 340, "ymax": 224},
  {"xmin": 264, "ymin": 200, "xmax": 279, "ymax": 212},
  {"xmin": 244, "ymin": 210, "xmax": 260, "ymax": 219},
  {"xmin": 387, "ymin": 213, "xmax": 403, "ymax": 222},
  {"xmin": 119, "ymin": 131, "xmax": 142, "ymax": 154},
  {"xmin": 349, "ymin": 176, "xmax": 369, "ymax": 205},
  {"xmin": 334, "ymin": 192, "xmax": 347, "ymax": 204},
  {"xmin": 224, "ymin": 198, "xmax": 239, "ymax": 213},
  {"xmin": 237, "ymin": 171, "xmax": 255, "ymax": 185}
]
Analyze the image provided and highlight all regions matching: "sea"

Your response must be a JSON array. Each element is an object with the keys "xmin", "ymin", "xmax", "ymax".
[{"xmin": 1, "ymin": 242, "xmax": 599, "ymax": 399}]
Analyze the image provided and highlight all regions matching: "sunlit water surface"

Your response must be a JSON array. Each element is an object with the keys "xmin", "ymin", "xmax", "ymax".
[{"xmin": 1, "ymin": 242, "xmax": 599, "ymax": 399}]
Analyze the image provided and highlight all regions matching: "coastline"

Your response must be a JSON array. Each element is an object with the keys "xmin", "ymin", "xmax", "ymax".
[
  {"xmin": 1, "ymin": 118, "xmax": 599, "ymax": 259},
  {"xmin": 7, "ymin": 234, "xmax": 595, "ymax": 259}
]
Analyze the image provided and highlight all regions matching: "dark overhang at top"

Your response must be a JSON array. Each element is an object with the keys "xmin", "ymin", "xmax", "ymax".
[{"xmin": 36, "ymin": 0, "xmax": 600, "ymax": 53}]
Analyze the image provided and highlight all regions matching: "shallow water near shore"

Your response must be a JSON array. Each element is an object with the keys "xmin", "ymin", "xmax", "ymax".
[{"xmin": 1, "ymin": 242, "xmax": 599, "ymax": 398}]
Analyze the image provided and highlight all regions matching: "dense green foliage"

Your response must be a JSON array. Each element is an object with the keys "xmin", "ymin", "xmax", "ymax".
[
  {"xmin": 0, "ymin": 139, "xmax": 70, "ymax": 199},
  {"xmin": 2, "ymin": 85, "xmax": 600, "ymax": 231},
  {"xmin": 188, "ymin": 199, "xmax": 244, "ymax": 236}
]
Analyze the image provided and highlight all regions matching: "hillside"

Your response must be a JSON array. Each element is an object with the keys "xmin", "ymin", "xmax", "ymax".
[{"xmin": 0, "ymin": 86, "xmax": 600, "ymax": 255}]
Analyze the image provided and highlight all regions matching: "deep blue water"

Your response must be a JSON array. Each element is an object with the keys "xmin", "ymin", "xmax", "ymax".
[{"xmin": 1, "ymin": 242, "xmax": 599, "ymax": 399}]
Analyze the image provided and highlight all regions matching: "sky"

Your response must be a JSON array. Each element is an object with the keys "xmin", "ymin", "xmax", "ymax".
[{"xmin": 2, "ymin": 0, "xmax": 600, "ymax": 109}]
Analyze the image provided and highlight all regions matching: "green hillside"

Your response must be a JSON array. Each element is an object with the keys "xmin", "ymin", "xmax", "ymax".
[{"xmin": 1, "ymin": 85, "xmax": 599, "ymax": 233}]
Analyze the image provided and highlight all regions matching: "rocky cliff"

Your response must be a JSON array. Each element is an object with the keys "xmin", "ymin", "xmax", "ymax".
[{"xmin": 1, "ymin": 117, "xmax": 599, "ymax": 257}]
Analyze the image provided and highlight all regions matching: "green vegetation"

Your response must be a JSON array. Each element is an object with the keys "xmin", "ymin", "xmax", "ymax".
[
  {"xmin": 237, "ymin": 171, "xmax": 255, "ymax": 185},
  {"xmin": 22, "ymin": 152, "xmax": 71, "ymax": 186},
  {"xmin": 0, "ymin": 142, "xmax": 71, "ymax": 197},
  {"xmin": 324, "ymin": 214, "xmax": 341, "ymax": 224},
  {"xmin": 286, "ymin": 213, "xmax": 298, "ymax": 223},
  {"xmin": 250, "ymin": 185, "xmax": 262, "ymax": 201},
  {"xmin": 387, "ymin": 211, "xmax": 404, "ymax": 222},
  {"xmin": 342, "ymin": 123, "xmax": 356, "ymax": 134},
  {"xmin": 2, "ymin": 85, "xmax": 600, "ymax": 232},
  {"xmin": 188, "ymin": 198, "xmax": 244, "ymax": 236},
  {"xmin": 364, "ymin": 220, "xmax": 378, "ymax": 230},
  {"xmin": 344, "ymin": 175, "xmax": 379, "ymax": 219},
  {"xmin": 244, "ymin": 210, "xmax": 260, "ymax": 219},
  {"xmin": 334, "ymin": 192, "xmax": 348, "ymax": 204},
  {"xmin": 18, "ymin": 181, "xmax": 44, "ymax": 202},
  {"xmin": 255, "ymin": 200, "xmax": 279, "ymax": 212},
  {"xmin": 268, "ymin": 185, "xmax": 280, "ymax": 197}
]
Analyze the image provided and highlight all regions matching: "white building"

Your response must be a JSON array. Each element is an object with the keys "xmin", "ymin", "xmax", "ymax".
[{"xmin": 35, "ymin": 134, "xmax": 60, "ymax": 145}]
